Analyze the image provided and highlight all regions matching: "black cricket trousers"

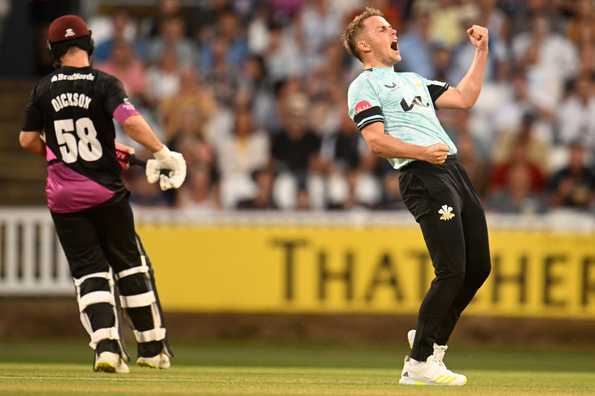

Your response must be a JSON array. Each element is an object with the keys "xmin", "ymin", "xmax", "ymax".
[{"xmin": 399, "ymin": 156, "xmax": 491, "ymax": 361}]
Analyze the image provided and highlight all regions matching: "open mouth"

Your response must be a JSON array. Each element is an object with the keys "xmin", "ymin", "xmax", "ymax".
[{"xmin": 391, "ymin": 40, "xmax": 399, "ymax": 51}]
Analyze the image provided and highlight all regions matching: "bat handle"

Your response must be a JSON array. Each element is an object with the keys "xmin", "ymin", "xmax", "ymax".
[
  {"xmin": 128, "ymin": 154, "xmax": 170, "ymax": 176},
  {"xmin": 128, "ymin": 154, "xmax": 147, "ymax": 169}
]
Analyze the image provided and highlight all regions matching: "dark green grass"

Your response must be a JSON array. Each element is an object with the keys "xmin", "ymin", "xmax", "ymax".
[{"xmin": 1, "ymin": 341, "xmax": 594, "ymax": 395}]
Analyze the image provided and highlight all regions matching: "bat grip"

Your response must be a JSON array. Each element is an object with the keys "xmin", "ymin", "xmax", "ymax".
[
  {"xmin": 128, "ymin": 154, "xmax": 170, "ymax": 176},
  {"xmin": 128, "ymin": 154, "xmax": 147, "ymax": 169}
]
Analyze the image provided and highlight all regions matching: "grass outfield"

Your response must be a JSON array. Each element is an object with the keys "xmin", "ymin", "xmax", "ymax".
[{"xmin": 0, "ymin": 341, "xmax": 594, "ymax": 395}]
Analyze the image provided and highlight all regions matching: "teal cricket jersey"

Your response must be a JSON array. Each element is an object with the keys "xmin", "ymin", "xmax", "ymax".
[{"xmin": 347, "ymin": 66, "xmax": 457, "ymax": 169}]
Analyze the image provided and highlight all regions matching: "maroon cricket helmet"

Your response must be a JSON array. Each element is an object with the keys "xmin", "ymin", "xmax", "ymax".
[
  {"xmin": 47, "ymin": 15, "xmax": 94, "ymax": 61},
  {"xmin": 48, "ymin": 15, "xmax": 91, "ymax": 43}
]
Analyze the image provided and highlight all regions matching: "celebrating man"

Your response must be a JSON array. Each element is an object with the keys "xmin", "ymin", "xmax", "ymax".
[{"xmin": 343, "ymin": 8, "xmax": 491, "ymax": 386}]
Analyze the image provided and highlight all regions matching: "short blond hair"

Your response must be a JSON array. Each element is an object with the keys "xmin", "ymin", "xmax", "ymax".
[{"xmin": 342, "ymin": 7, "xmax": 384, "ymax": 62}]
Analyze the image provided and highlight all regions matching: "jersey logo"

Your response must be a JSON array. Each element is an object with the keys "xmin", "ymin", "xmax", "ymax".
[
  {"xmin": 384, "ymin": 82, "xmax": 397, "ymax": 89},
  {"xmin": 355, "ymin": 100, "xmax": 372, "ymax": 113},
  {"xmin": 439, "ymin": 205, "xmax": 455, "ymax": 221},
  {"xmin": 400, "ymin": 96, "xmax": 429, "ymax": 112},
  {"xmin": 64, "ymin": 28, "xmax": 76, "ymax": 38}
]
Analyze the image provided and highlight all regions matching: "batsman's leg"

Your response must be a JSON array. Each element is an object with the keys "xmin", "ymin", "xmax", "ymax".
[
  {"xmin": 51, "ymin": 211, "xmax": 129, "ymax": 373},
  {"xmin": 94, "ymin": 200, "xmax": 172, "ymax": 368}
]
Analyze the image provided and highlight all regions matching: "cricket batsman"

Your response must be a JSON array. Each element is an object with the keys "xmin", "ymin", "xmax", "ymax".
[
  {"xmin": 18, "ymin": 15, "xmax": 186, "ymax": 373},
  {"xmin": 343, "ymin": 8, "xmax": 491, "ymax": 385}
]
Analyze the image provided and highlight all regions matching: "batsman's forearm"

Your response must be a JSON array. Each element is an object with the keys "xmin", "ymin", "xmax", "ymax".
[
  {"xmin": 366, "ymin": 133, "xmax": 427, "ymax": 160},
  {"xmin": 122, "ymin": 115, "xmax": 164, "ymax": 153},
  {"xmin": 455, "ymin": 48, "xmax": 488, "ymax": 108}
]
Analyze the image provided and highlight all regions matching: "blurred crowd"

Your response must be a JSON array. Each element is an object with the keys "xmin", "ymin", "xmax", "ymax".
[{"xmin": 81, "ymin": 0, "xmax": 593, "ymax": 213}]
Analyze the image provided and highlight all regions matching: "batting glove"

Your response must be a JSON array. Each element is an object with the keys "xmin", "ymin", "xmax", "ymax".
[{"xmin": 146, "ymin": 146, "xmax": 187, "ymax": 190}]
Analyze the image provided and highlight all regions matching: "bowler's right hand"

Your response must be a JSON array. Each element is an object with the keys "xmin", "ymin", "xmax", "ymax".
[{"xmin": 422, "ymin": 143, "xmax": 449, "ymax": 165}]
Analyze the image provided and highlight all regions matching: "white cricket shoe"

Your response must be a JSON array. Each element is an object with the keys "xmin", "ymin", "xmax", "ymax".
[
  {"xmin": 407, "ymin": 329, "xmax": 449, "ymax": 367},
  {"xmin": 94, "ymin": 351, "xmax": 130, "ymax": 374},
  {"xmin": 137, "ymin": 352, "xmax": 171, "ymax": 369},
  {"xmin": 399, "ymin": 355, "xmax": 466, "ymax": 386},
  {"xmin": 401, "ymin": 329, "xmax": 465, "ymax": 385}
]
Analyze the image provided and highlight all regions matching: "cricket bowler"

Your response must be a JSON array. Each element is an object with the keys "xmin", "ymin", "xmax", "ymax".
[{"xmin": 343, "ymin": 8, "xmax": 491, "ymax": 385}]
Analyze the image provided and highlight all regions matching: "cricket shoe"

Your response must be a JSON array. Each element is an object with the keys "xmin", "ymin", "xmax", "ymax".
[
  {"xmin": 137, "ymin": 352, "xmax": 171, "ymax": 369},
  {"xmin": 407, "ymin": 329, "xmax": 449, "ymax": 367},
  {"xmin": 399, "ymin": 355, "xmax": 466, "ymax": 386},
  {"xmin": 94, "ymin": 351, "xmax": 130, "ymax": 374}
]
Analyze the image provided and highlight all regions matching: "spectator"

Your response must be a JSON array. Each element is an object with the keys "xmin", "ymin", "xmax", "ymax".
[
  {"xmin": 469, "ymin": 62, "xmax": 514, "ymax": 146},
  {"xmin": 198, "ymin": 10, "xmax": 248, "ymax": 74},
  {"xmin": 177, "ymin": 164, "xmax": 220, "ymax": 211},
  {"xmin": 96, "ymin": 39, "xmax": 147, "ymax": 101},
  {"xmin": 159, "ymin": 69, "xmax": 217, "ymax": 141},
  {"xmin": 427, "ymin": 0, "xmax": 478, "ymax": 49},
  {"xmin": 490, "ymin": 138, "xmax": 546, "ymax": 195},
  {"xmin": 94, "ymin": 9, "xmax": 139, "ymax": 63},
  {"xmin": 264, "ymin": 22, "xmax": 303, "ymax": 82},
  {"xmin": 320, "ymin": 111, "xmax": 364, "ymax": 209},
  {"xmin": 458, "ymin": 129, "xmax": 490, "ymax": 197},
  {"xmin": 88, "ymin": 8, "xmax": 137, "ymax": 51},
  {"xmin": 240, "ymin": 54, "xmax": 275, "ymax": 130},
  {"xmin": 493, "ymin": 72, "xmax": 554, "ymax": 147},
  {"xmin": 237, "ymin": 168, "xmax": 278, "ymax": 210},
  {"xmin": 297, "ymin": 0, "xmax": 343, "ymax": 71},
  {"xmin": 147, "ymin": 16, "xmax": 195, "ymax": 67},
  {"xmin": 271, "ymin": 94, "xmax": 323, "ymax": 209},
  {"xmin": 488, "ymin": 163, "xmax": 546, "ymax": 214},
  {"xmin": 492, "ymin": 112, "xmax": 550, "ymax": 174},
  {"xmin": 513, "ymin": 14, "xmax": 579, "ymax": 112},
  {"xmin": 558, "ymin": 75, "xmax": 595, "ymax": 150},
  {"xmin": 215, "ymin": 108, "xmax": 270, "ymax": 208},
  {"xmin": 548, "ymin": 143, "xmax": 594, "ymax": 210},
  {"xmin": 201, "ymin": 36, "xmax": 238, "ymax": 106},
  {"xmin": 146, "ymin": 0, "xmax": 186, "ymax": 38},
  {"xmin": 175, "ymin": 131, "xmax": 220, "ymax": 210},
  {"xmin": 397, "ymin": 11, "xmax": 436, "ymax": 78},
  {"xmin": 566, "ymin": 0, "xmax": 594, "ymax": 75},
  {"xmin": 146, "ymin": 48, "xmax": 181, "ymax": 107}
]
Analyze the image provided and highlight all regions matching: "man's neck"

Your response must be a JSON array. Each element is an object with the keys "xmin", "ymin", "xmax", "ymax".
[
  {"xmin": 362, "ymin": 59, "xmax": 394, "ymax": 70},
  {"xmin": 61, "ymin": 51, "xmax": 90, "ymax": 68}
]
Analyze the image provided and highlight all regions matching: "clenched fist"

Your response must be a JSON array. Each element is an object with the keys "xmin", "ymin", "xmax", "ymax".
[
  {"xmin": 422, "ymin": 143, "xmax": 450, "ymax": 165},
  {"xmin": 467, "ymin": 25, "xmax": 489, "ymax": 51}
]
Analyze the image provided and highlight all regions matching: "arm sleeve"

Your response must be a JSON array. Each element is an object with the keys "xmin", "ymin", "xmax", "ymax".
[
  {"xmin": 21, "ymin": 84, "xmax": 43, "ymax": 131},
  {"xmin": 103, "ymin": 76, "xmax": 139, "ymax": 123},
  {"xmin": 422, "ymin": 76, "xmax": 450, "ymax": 106},
  {"xmin": 347, "ymin": 78, "xmax": 384, "ymax": 131},
  {"xmin": 103, "ymin": 76, "xmax": 128, "ymax": 114}
]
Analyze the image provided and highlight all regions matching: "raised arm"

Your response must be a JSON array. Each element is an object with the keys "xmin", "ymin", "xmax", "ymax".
[
  {"xmin": 361, "ymin": 122, "xmax": 449, "ymax": 165},
  {"xmin": 435, "ymin": 25, "xmax": 489, "ymax": 110}
]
